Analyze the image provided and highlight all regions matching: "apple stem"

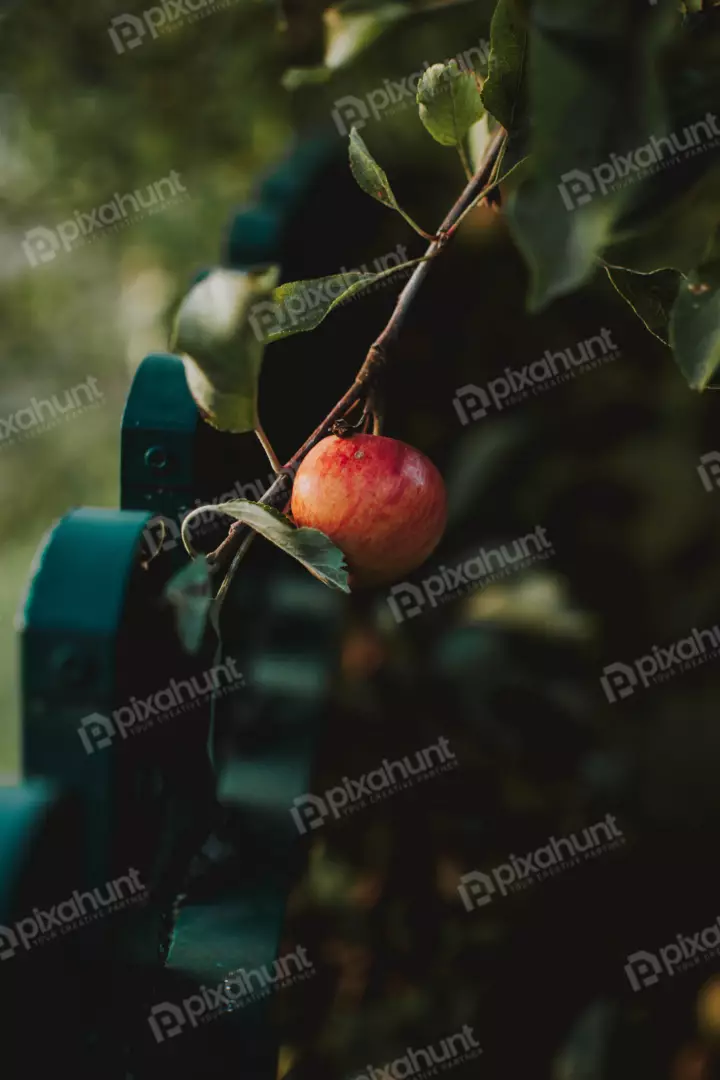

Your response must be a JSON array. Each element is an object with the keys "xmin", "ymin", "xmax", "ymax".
[
  {"xmin": 206, "ymin": 126, "xmax": 507, "ymax": 609},
  {"xmin": 365, "ymin": 388, "xmax": 383, "ymax": 435}
]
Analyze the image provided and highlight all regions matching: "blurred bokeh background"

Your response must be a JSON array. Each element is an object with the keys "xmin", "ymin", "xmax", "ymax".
[
  {"xmin": 0, "ymin": 0, "xmax": 295, "ymax": 777},
  {"xmin": 4, "ymin": 1, "xmax": 720, "ymax": 1076}
]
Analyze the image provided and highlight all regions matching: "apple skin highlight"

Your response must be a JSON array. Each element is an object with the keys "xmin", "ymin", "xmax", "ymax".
[{"xmin": 290, "ymin": 434, "xmax": 447, "ymax": 587}]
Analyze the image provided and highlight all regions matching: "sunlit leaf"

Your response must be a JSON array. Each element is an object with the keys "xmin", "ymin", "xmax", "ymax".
[
  {"xmin": 324, "ymin": 1, "xmax": 408, "ymax": 70},
  {"xmin": 170, "ymin": 267, "xmax": 279, "ymax": 433},
  {"xmin": 282, "ymin": 1, "xmax": 409, "ymax": 88},
  {"xmin": 416, "ymin": 60, "xmax": 485, "ymax": 147}
]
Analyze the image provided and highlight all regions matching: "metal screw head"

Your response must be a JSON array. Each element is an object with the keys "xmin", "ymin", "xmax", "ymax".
[{"xmin": 145, "ymin": 446, "xmax": 168, "ymax": 470}]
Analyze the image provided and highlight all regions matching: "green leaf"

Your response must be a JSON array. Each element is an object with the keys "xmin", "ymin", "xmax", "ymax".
[
  {"xmin": 416, "ymin": 60, "xmax": 485, "ymax": 148},
  {"xmin": 282, "ymin": 68, "xmax": 334, "ymax": 89},
  {"xmin": 508, "ymin": 177, "xmax": 622, "ymax": 311},
  {"xmin": 170, "ymin": 267, "xmax": 279, "ymax": 433},
  {"xmin": 348, "ymin": 126, "xmax": 403, "ymax": 209},
  {"xmin": 599, "ymin": 17, "xmax": 720, "ymax": 276},
  {"xmin": 348, "ymin": 128, "xmax": 431, "ymax": 236},
  {"xmin": 504, "ymin": 0, "xmax": 677, "ymax": 309},
  {"xmin": 282, "ymin": 2, "xmax": 409, "ymax": 88},
  {"xmin": 603, "ymin": 162, "xmax": 720, "ymax": 275},
  {"xmin": 204, "ymin": 501, "xmax": 350, "ymax": 592},
  {"xmin": 250, "ymin": 260, "xmax": 419, "ymax": 344},
  {"xmin": 670, "ymin": 259, "xmax": 720, "ymax": 390},
  {"xmin": 164, "ymin": 556, "xmax": 213, "ymax": 655},
  {"xmin": 606, "ymin": 266, "xmax": 681, "ymax": 345},
  {"xmin": 324, "ymin": 2, "xmax": 408, "ymax": 71},
  {"xmin": 481, "ymin": 0, "xmax": 528, "ymax": 132}
]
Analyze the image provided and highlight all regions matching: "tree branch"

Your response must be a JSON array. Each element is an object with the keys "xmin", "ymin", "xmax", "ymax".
[{"xmin": 207, "ymin": 126, "xmax": 506, "ymax": 601}]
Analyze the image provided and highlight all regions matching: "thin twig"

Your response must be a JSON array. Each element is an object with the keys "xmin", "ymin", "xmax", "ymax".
[
  {"xmin": 457, "ymin": 142, "xmax": 473, "ymax": 182},
  {"xmin": 362, "ymin": 127, "xmax": 505, "ymax": 366},
  {"xmin": 255, "ymin": 422, "xmax": 282, "ymax": 472},
  {"xmin": 208, "ymin": 127, "xmax": 507, "ymax": 609}
]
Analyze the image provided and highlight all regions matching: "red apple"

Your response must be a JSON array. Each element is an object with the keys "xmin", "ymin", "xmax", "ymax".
[{"xmin": 291, "ymin": 433, "xmax": 447, "ymax": 586}]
